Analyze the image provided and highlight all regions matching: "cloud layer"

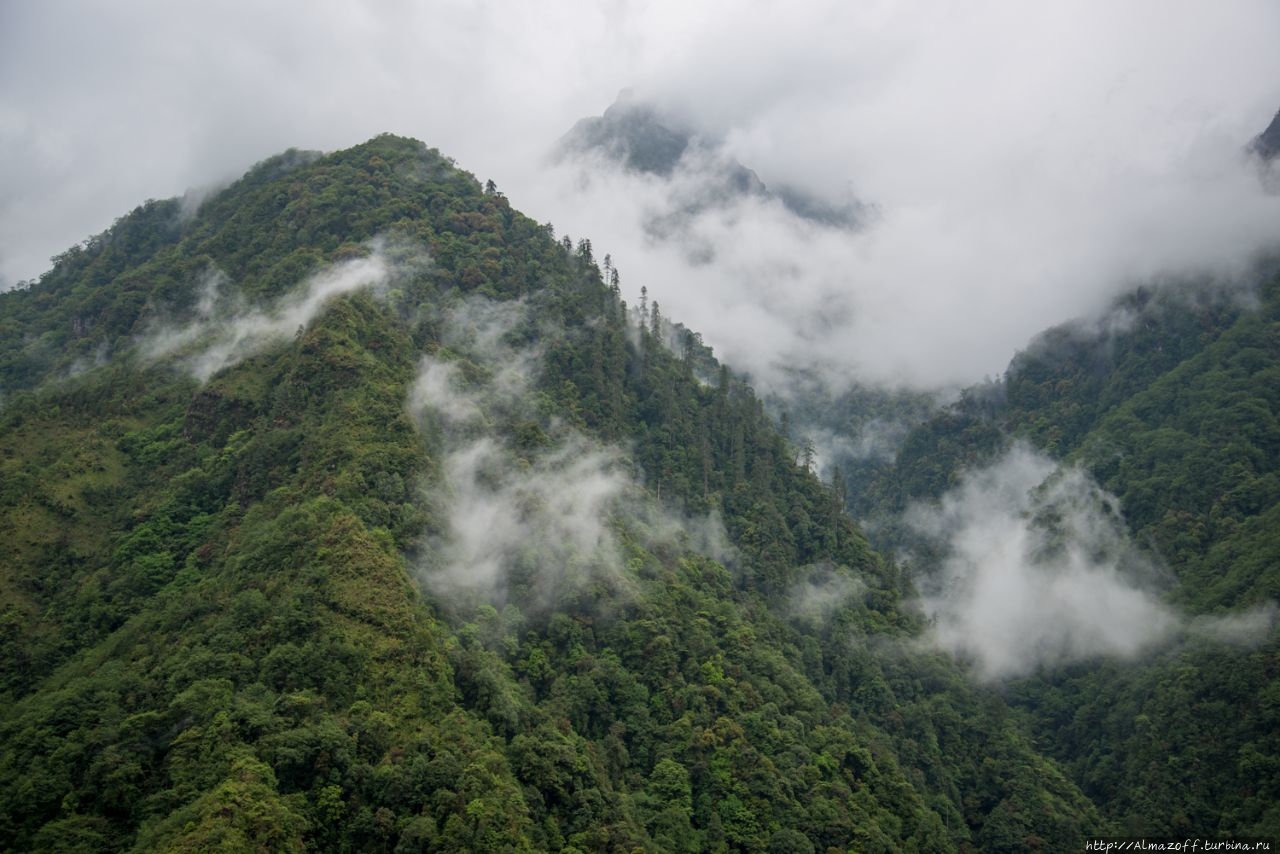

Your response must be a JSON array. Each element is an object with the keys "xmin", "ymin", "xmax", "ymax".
[
  {"xmin": 406, "ymin": 299, "xmax": 635, "ymax": 611},
  {"xmin": 4, "ymin": 1, "xmax": 1280, "ymax": 390}
]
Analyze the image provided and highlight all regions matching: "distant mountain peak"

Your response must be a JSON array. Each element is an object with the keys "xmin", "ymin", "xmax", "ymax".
[
  {"xmin": 1249, "ymin": 106, "xmax": 1280, "ymax": 160},
  {"xmin": 558, "ymin": 91, "xmax": 864, "ymax": 229},
  {"xmin": 560, "ymin": 91, "xmax": 692, "ymax": 177}
]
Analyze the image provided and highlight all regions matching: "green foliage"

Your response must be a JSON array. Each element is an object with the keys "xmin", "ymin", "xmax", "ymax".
[
  {"xmin": 863, "ymin": 265, "xmax": 1280, "ymax": 837},
  {"xmin": 0, "ymin": 134, "xmax": 1106, "ymax": 851}
]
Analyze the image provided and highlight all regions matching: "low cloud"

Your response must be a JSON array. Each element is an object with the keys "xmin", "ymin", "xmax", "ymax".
[
  {"xmin": 405, "ymin": 299, "xmax": 539, "ymax": 435},
  {"xmin": 1188, "ymin": 603, "xmax": 1278, "ymax": 647},
  {"xmin": 139, "ymin": 239, "xmax": 405, "ymax": 381},
  {"xmin": 625, "ymin": 498, "xmax": 737, "ymax": 571},
  {"xmin": 905, "ymin": 444, "xmax": 1275, "ymax": 681},
  {"xmin": 787, "ymin": 563, "xmax": 868, "ymax": 624},
  {"xmin": 407, "ymin": 297, "xmax": 738, "ymax": 613},
  {"xmin": 7, "ymin": 3, "xmax": 1279, "ymax": 398},
  {"xmin": 428, "ymin": 433, "xmax": 632, "ymax": 610},
  {"xmin": 515, "ymin": 2, "xmax": 1280, "ymax": 394},
  {"xmin": 542, "ymin": 118, "xmax": 1280, "ymax": 395},
  {"xmin": 407, "ymin": 299, "xmax": 634, "ymax": 612},
  {"xmin": 802, "ymin": 419, "xmax": 920, "ymax": 481}
]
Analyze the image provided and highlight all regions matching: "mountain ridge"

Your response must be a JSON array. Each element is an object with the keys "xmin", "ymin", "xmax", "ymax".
[
  {"xmin": 827, "ymin": 261, "xmax": 1280, "ymax": 835},
  {"xmin": 0, "ymin": 134, "xmax": 1102, "ymax": 852},
  {"xmin": 558, "ymin": 93, "xmax": 865, "ymax": 229}
]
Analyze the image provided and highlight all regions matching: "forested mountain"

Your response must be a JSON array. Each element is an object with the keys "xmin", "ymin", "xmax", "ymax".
[
  {"xmin": 0, "ymin": 135, "xmax": 1105, "ymax": 852},
  {"xmin": 842, "ymin": 269, "xmax": 1280, "ymax": 837}
]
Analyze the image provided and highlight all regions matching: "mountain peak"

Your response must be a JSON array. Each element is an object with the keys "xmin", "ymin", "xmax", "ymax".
[
  {"xmin": 561, "ymin": 91, "xmax": 692, "ymax": 176},
  {"xmin": 1250, "ymin": 106, "xmax": 1280, "ymax": 160},
  {"xmin": 558, "ymin": 92, "xmax": 863, "ymax": 229}
]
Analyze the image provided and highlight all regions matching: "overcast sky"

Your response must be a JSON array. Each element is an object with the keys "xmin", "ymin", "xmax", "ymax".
[{"xmin": 3, "ymin": 1, "xmax": 1279, "ymax": 389}]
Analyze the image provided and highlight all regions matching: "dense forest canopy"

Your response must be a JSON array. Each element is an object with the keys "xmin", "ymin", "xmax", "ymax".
[
  {"xmin": 818, "ymin": 266, "xmax": 1280, "ymax": 837},
  {"xmin": 0, "ymin": 133, "xmax": 1276, "ymax": 852}
]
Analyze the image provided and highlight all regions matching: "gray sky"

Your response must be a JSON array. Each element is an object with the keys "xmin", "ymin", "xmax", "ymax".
[{"xmin": 3, "ymin": 0, "xmax": 1279, "ymax": 389}]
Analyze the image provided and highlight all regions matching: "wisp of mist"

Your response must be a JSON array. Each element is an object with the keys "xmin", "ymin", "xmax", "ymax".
[
  {"xmin": 139, "ymin": 240, "xmax": 402, "ymax": 381},
  {"xmin": 907, "ymin": 444, "xmax": 1276, "ymax": 680}
]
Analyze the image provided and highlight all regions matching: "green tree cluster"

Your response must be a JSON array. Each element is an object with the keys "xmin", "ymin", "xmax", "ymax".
[
  {"xmin": 0, "ymin": 135, "xmax": 1101, "ymax": 851},
  {"xmin": 856, "ymin": 269, "xmax": 1280, "ymax": 837}
]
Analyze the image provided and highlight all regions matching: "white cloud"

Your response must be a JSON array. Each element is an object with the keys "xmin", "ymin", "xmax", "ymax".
[
  {"xmin": 526, "ymin": 2, "xmax": 1280, "ymax": 390},
  {"xmin": 1188, "ymin": 602, "xmax": 1278, "ymax": 647},
  {"xmin": 3, "ymin": 1, "xmax": 1279, "ymax": 390},
  {"xmin": 428, "ymin": 432, "xmax": 632, "ymax": 608},
  {"xmin": 140, "ymin": 241, "xmax": 395, "ymax": 381},
  {"xmin": 788, "ymin": 563, "xmax": 868, "ymax": 624},
  {"xmin": 907, "ymin": 444, "xmax": 1279, "ymax": 679},
  {"xmin": 406, "ymin": 297, "xmax": 738, "ymax": 612},
  {"xmin": 406, "ymin": 298, "xmax": 635, "ymax": 610}
]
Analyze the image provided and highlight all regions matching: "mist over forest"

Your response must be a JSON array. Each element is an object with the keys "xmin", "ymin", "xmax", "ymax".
[
  {"xmin": 2, "ymin": 3, "xmax": 1280, "ymax": 851},
  {"xmin": 5, "ymin": 2, "xmax": 1280, "ymax": 388}
]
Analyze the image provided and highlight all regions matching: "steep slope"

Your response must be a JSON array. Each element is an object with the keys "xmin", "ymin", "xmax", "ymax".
[
  {"xmin": 857, "ymin": 270, "xmax": 1280, "ymax": 835},
  {"xmin": 0, "ymin": 135, "xmax": 1097, "ymax": 852}
]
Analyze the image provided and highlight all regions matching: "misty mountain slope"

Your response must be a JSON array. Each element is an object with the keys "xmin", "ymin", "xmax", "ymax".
[
  {"xmin": 1009, "ymin": 274, "xmax": 1280, "ymax": 835},
  {"xmin": 558, "ymin": 92, "xmax": 864, "ymax": 231},
  {"xmin": 847, "ymin": 268, "xmax": 1280, "ymax": 836},
  {"xmin": 560, "ymin": 93, "xmax": 694, "ymax": 178},
  {"xmin": 988, "ymin": 272, "xmax": 1280, "ymax": 611},
  {"xmin": 849, "ymin": 274, "xmax": 1274, "ymax": 524},
  {"xmin": 0, "ymin": 136, "xmax": 1103, "ymax": 852},
  {"xmin": 1073, "ymin": 286, "xmax": 1280, "ymax": 607},
  {"xmin": 762, "ymin": 373, "xmax": 948, "ymax": 521}
]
